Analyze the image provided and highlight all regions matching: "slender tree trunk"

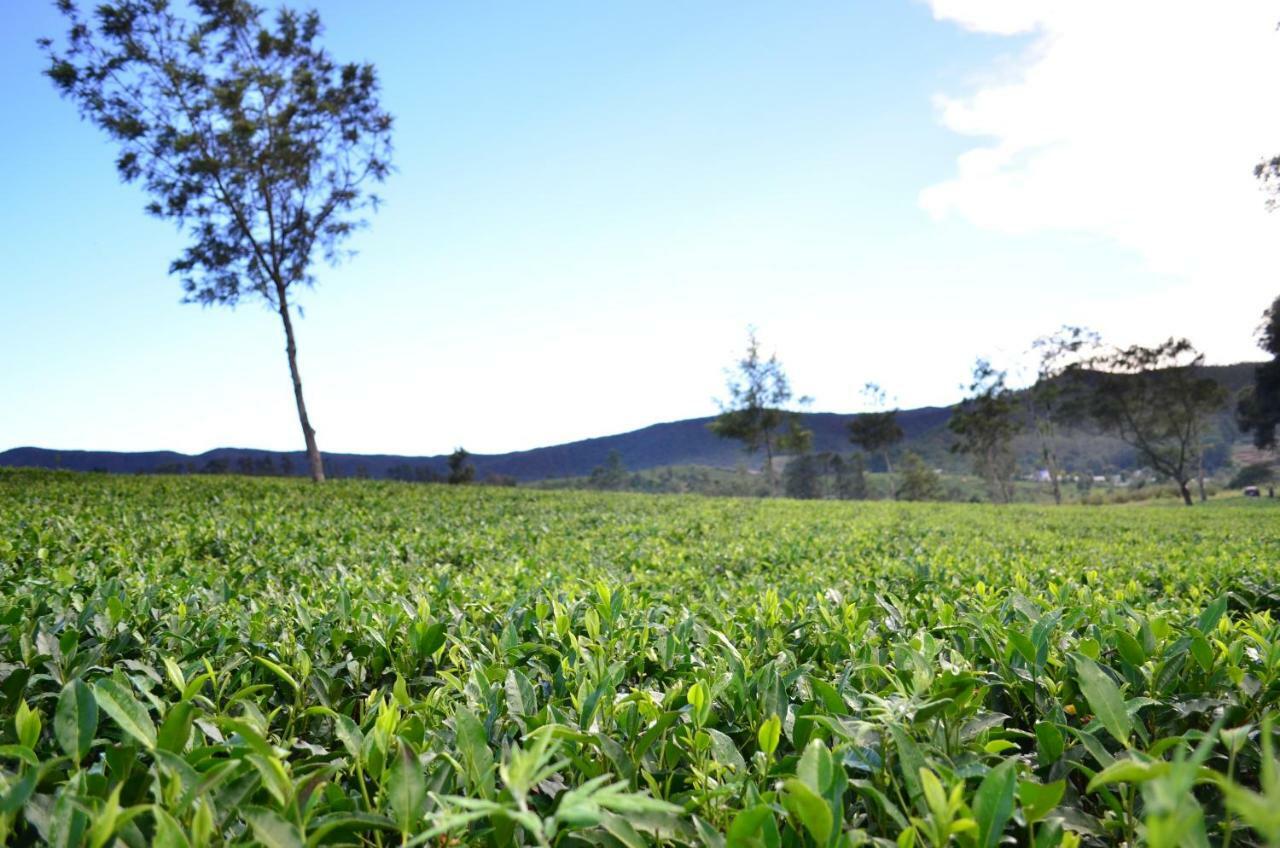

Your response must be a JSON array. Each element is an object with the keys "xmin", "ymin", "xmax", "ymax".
[
  {"xmin": 275, "ymin": 283, "xmax": 325, "ymax": 482},
  {"xmin": 763, "ymin": 435, "xmax": 775, "ymax": 493},
  {"xmin": 1196, "ymin": 447, "xmax": 1207, "ymax": 503},
  {"xmin": 1178, "ymin": 480, "xmax": 1193, "ymax": 506},
  {"xmin": 1043, "ymin": 444, "xmax": 1062, "ymax": 505},
  {"xmin": 883, "ymin": 449, "xmax": 896, "ymax": 500}
]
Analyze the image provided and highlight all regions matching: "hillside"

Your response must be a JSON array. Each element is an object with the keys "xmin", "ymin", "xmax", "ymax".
[{"xmin": 0, "ymin": 362, "xmax": 1263, "ymax": 482}]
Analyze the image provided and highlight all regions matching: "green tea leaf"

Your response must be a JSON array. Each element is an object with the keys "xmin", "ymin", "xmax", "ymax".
[
  {"xmin": 55, "ymin": 679, "xmax": 97, "ymax": 761},
  {"xmin": 1074, "ymin": 655, "xmax": 1131, "ymax": 747},
  {"xmin": 93, "ymin": 678, "xmax": 156, "ymax": 750}
]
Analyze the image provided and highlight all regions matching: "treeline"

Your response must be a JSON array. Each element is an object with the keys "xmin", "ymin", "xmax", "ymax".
[
  {"xmin": 147, "ymin": 448, "xmax": 517, "ymax": 487},
  {"xmin": 706, "ymin": 307, "xmax": 1280, "ymax": 506}
]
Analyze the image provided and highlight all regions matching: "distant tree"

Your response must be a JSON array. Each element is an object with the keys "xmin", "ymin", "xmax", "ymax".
[
  {"xmin": 783, "ymin": 452, "xmax": 822, "ymax": 500},
  {"xmin": 41, "ymin": 2, "xmax": 394, "ymax": 482},
  {"xmin": 1237, "ymin": 295, "xmax": 1280, "ymax": 449},
  {"xmin": 447, "ymin": 448, "xmax": 475, "ymax": 485},
  {"xmin": 1067, "ymin": 338, "xmax": 1227, "ymax": 506},
  {"xmin": 1028, "ymin": 326, "xmax": 1101, "ymax": 504},
  {"xmin": 589, "ymin": 450, "xmax": 628, "ymax": 490},
  {"xmin": 949, "ymin": 360, "xmax": 1022, "ymax": 503},
  {"xmin": 897, "ymin": 451, "xmax": 942, "ymax": 501},
  {"xmin": 831, "ymin": 453, "xmax": 868, "ymax": 500},
  {"xmin": 709, "ymin": 327, "xmax": 811, "ymax": 491},
  {"xmin": 848, "ymin": 383, "xmax": 903, "ymax": 498}
]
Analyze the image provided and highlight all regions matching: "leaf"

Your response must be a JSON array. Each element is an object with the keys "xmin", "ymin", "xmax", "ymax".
[
  {"xmin": 334, "ymin": 714, "xmax": 364, "ymax": 762},
  {"xmin": 727, "ymin": 805, "xmax": 780, "ymax": 848},
  {"xmin": 782, "ymin": 778, "xmax": 833, "ymax": 845},
  {"xmin": 973, "ymin": 758, "xmax": 1016, "ymax": 848},
  {"xmin": 890, "ymin": 724, "xmax": 926, "ymax": 805},
  {"xmin": 1035, "ymin": 721, "xmax": 1064, "ymax": 765},
  {"xmin": 758, "ymin": 713, "xmax": 782, "ymax": 759},
  {"xmin": 1195, "ymin": 595, "xmax": 1228, "ymax": 634},
  {"xmin": 706, "ymin": 727, "xmax": 747, "ymax": 771},
  {"xmin": 14, "ymin": 700, "xmax": 40, "ymax": 750},
  {"xmin": 1018, "ymin": 779, "xmax": 1065, "ymax": 825},
  {"xmin": 1086, "ymin": 758, "xmax": 1168, "ymax": 792},
  {"xmin": 152, "ymin": 807, "xmax": 192, "ymax": 848},
  {"xmin": 245, "ymin": 808, "xmax": 306, "ymax": 848},
  {"xmin": 253, "ymin": 656, "xmax": 299, "ymax": 692},
  {"xmin": 93, "ymin": 678, "xmax": 157, "ymax": 750},
  {"xmin": 454, "ymin": 706, "xmax": 494, "ymax": 798},
  {"xmin": 55, "ymin": 679, "xmax": 97, "ymax": 761},
  {"xmin": 388, "ymin": 742, "xmax": 426, "ymax": 834},
  {"xmin": 1074, "ymin": 655, "xmax": 1131, "ymax": 747},
  {"xmin": 157, "ymin": 701, "xmax": 195, "ymax": 753}
]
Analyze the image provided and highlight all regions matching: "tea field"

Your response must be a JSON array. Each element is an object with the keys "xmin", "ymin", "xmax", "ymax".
[{"xmin": 1, "ymin": 470, "xmax": 1279, "ymax": 847}]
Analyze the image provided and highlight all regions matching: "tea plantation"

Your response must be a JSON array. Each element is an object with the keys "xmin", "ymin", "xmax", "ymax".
[{"xmin": 1, "ymin": 470, "xmax": 1278, "ymax": 847}]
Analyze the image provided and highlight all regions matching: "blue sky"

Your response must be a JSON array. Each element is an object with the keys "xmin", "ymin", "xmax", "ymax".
[{"xmin": 3, "ymin": 1, "xmax": 1278, "ymax": 456}]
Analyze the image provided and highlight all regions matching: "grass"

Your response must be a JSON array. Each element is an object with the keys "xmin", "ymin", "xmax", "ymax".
[{"xmin": 1, "ymin": 468, "xmax": 1279, "ymax": 846}]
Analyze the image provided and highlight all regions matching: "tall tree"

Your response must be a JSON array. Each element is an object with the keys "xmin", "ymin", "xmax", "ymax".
[
  {"xmin": 847, "ymin": 383, "xmax": 904, "ymax": 499},
  {"xmin": 41, "ymin": 1, "xmax": 394, "ymax": 482},
  {"xmin": 1028, "ymin": 326, "xmax": 1101, "ymax": 504},
  {"xmin": 447, "ymin": 448, "xmax": 475, "ymax": 485},
  {"xmin": 589, "ymin": 450, "xmax": 628, "ymax": 490},
  {"xmin": 948, "ymin": 360, "xmax": 1021, "ymax": 503},
  {"xmin": 896, "ymin": 451, "xmax": 942, "ymax": 501},
  {"xmin": 831, "ymin": 453, "xmax": 868, "ymax": 500},
  {"xmin": 1067, "ymin": 339, "xmax": 1226, "ymax": 506},
  {"xmin": 709, "ymin": 328, "xmax": 810, "ymax": 490},
  {"xmin": 1237, "ymin": 295, "xmax": 1280, "ymax": 449},
  {"xmin": 782, "ymin": 451, "xmax": 822, "ymax": 500}
]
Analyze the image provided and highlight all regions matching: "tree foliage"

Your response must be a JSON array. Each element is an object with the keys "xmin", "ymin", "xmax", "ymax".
[
  {"xmin": 709, "ymin": 328, "xmax": 811, "ymax": 488},
  {"xmin": 896, "ymin": 451, "xmax": 942, "ymax": 501},
  {"xmin": 41, "ymin": 0, "xmax": 394, "ymax": 481},
  {"xmin": 1237, "ymin": 295, "xmax": 1280, "ymax": 449},
  {"xmin": 1066, "ymin": 339, "xmax": 1227, "ymax": 506},
  {"xmin": 1028, "ymin": 326, "xmax": 1101, "ymax": 504},
  {"xmin": 848, "ymin": 383, "xmax": 903, "ymax": 498},
  {"xmin": 447, "ymin": 447, "xmax": 475, "ymax": 485},
  {"xmin": 949, "ymin": 360, "xmax": 1022, "ymax": 504}
]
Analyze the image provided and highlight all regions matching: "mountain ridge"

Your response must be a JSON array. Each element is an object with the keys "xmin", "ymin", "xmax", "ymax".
[{"xmin": 2, "ymin": 362, "xmax": 1263, "ymax": 481}]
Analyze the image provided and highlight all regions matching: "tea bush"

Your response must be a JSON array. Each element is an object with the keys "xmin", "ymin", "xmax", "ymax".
[{"xmin": 1, "ymin": 470, "xmax": 1278, "ymax": 846}]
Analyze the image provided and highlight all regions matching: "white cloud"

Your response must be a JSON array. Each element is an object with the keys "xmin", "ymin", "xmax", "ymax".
[{"xmin": 921, "ymin": 0, "xmax": 1280, "ymax": 361}]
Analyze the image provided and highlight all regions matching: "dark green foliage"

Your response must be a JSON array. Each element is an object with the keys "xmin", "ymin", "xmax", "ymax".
[
  {"xmin": 831, "ymin": 452, "xmax": 868, "ymax": 500},
  {"xmin": 1237, "ymin": 295, "xmax": 1280, "ymax": 449},
  {"xmin": 782, "ymin": 452, "xmax": 822, "ymax": 499},
  {"xmin": 1228, "ymin": 462, "xmax": 1275, "ymax": 489},
  {"xmin": 949, "ymin": 360, "xmax": 1022, "ymax": 503},
  {"xmin": 710, "ymin": 328, "xmax": 811, "ymax": 488},
  {"xmin": 589, "ymin": 450, "xmax": 628, "ymax": 490},
  {"xmin": 1066, "ymin": 339, "xmax": 1228, "ymax": 506},
  {"xmin": 447, "ymin": 447, "xmax": 475, "ymax": 484},
  {"xmin": 896, "ymin": 450, "xmax": 942, "ymax": 501}
]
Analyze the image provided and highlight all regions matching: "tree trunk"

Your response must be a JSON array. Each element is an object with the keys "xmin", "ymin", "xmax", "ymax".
[
  {"xmin": 275, "ymin": 283, "xmax": 325, "ymax": 482},
  {"xmin": 763, "ymin": 435, "xmax": 775, "ymax": 493},
  {"xmin": 1043, "ymin": 444, "xmax": 1062, "ymax": 505},
  {"xmin": 883, "ymin": 450, "xmax": 896, "ymax": 500},
  {"xmin": 1178, "ymin": 480, "xmax": 1193, "ymax": 506},
  {"xmin": 1196, "ymin": 447, "xmax": 1207, "ymax": 503}
]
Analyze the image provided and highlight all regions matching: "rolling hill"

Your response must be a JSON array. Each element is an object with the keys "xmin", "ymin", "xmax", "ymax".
[{"xmin": 1, "ymin": 363, "xmax": 1264, "ymax": 482}]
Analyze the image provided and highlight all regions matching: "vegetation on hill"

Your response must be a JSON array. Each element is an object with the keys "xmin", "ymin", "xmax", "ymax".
[{"xmin": 1, "ymin": 471, "xmax": 1278, "ymax": 845}]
